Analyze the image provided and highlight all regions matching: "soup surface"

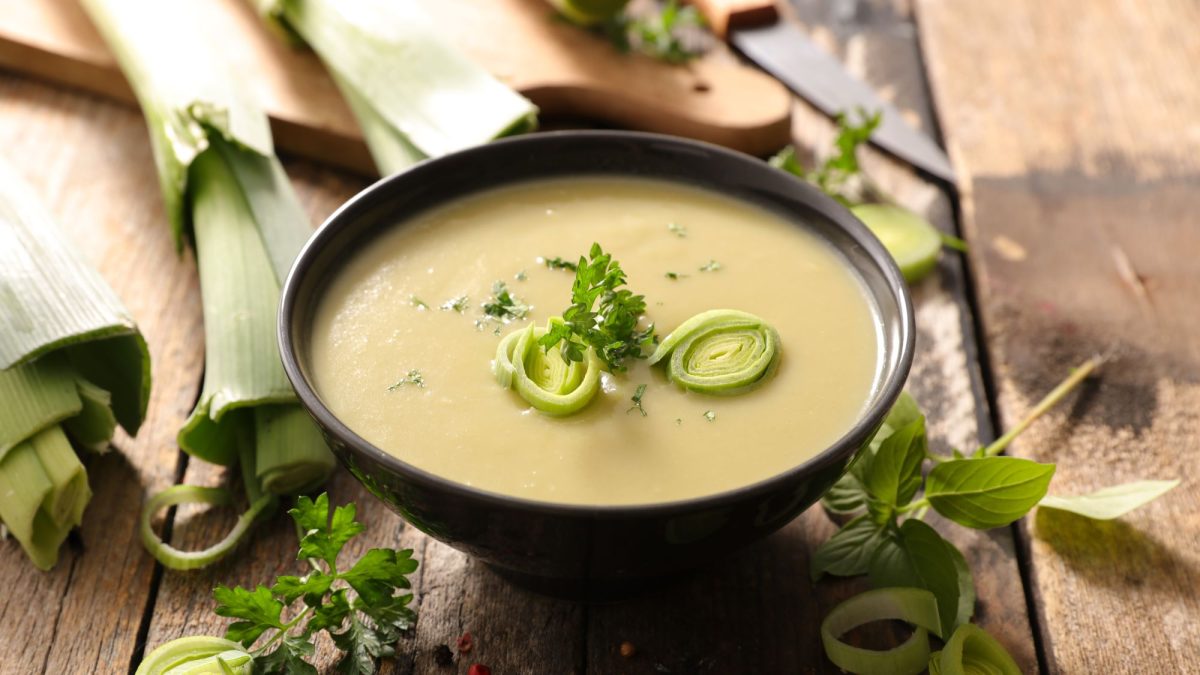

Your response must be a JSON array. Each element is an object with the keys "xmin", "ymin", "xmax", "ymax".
[{"xmin": 310, "ymin": 178, "xmax": 882, "ymax": 505}]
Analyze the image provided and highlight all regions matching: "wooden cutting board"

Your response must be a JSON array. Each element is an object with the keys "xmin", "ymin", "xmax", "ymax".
[{"xmin": 0, "ymin": 0, "xmax": 792, "ymax": 175}]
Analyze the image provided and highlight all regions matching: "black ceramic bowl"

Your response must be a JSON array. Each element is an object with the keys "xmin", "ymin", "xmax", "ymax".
[{"xmin": 279, "ymin": 131, "xmax": 914, "ymax": 600}]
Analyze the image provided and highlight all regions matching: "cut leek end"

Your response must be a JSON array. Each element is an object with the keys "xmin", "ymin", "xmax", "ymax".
[
  {"xmin": 851, "ymin": 204, "xmax": 942, "ymax": 284},
  {"xmin": 496, "ymin": 320, "xmax": 602, "ymax": 416},
  {"xmin": 254, "ymin": 404, "xmax": 336, "ymax": 496},
  {"xmin": 652, "ymin": 309, "xmax": 781, "ymax": 395},
  {"xmin": 0, "ymin": 426, "xmax": 91, "ymax": 570},
  {"xmin": 135, "ymin": 636, "xmax": 253, "ymax": 675}
]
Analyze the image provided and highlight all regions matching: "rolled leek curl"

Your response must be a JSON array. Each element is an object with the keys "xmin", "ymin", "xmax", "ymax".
[
  {"xmin": 648, "ymin": 309, "xmax": 781, "ymax": 395},
  {"xmin": 494, "ymin": 317, "xmax": 602, "ymax": 416},
  {"xmin": 822, "ymin": 588, "xmax": 1021, "ymax": 675},
  {"xmin": 135, "ymin": 636, "xmax": 252, "ymax": 675}
]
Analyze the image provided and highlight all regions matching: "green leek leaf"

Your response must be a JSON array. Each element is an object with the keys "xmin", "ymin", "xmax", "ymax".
[
  {"xmin": 820, "ymin": 587, "xmax": 942, "ymax": 675},
  {"xmin": 256, "ymin": 0, "xmax": 538, "ymax": 175}
]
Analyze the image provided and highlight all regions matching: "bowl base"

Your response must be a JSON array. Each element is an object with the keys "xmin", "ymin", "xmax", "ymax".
[{"xmin": 485, "ymin": 563, "xmax": 692, "ymax": 603}]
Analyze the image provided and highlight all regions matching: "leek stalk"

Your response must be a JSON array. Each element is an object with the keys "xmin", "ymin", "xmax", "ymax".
[
  {"xmin": 80, "ymin": 0, "xmax": 336, "ymax": 570},
  {"xmin": 0, "ymin": 156, "xmax": 150, "ymax": 570},
  {"xmin": 253, "ymin": 0, "xmax": 539, "ymax": 175}
]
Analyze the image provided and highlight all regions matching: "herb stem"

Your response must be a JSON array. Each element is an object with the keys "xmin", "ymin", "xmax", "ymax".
[
  {"xmin": 983, "ymin": 355, "xmax": 1102, "ymax": 458},
  {"xmin": 252, "ymin": 605, "xmax": 313, "ymax": 655},
  {"xmin": 895, "ymin": 498, "xmax": 930, "ymax": 514}
]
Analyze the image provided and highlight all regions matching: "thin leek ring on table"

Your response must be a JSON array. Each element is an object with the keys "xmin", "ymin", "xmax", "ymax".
[
  {"xmin": 139, "ymin": 485, "xmax": 275, "ymax": 571},
  {"xmin": 135, "ymin": 636, "xmax": 253, "ymax": 675},
  {"xmin": 648, "ymin": 309, "xmax": 781, "ymax": 395},
  {"xmin": 493, "ymin": 317, "xmax": 602, "ymax": 416},
  {"xmin": 931, "ymin": 624, "xmax": 1021, "ymax": 675},
  {"xmin": 820, "ymin": 587, "xmax": 943, "ymax": 675}
]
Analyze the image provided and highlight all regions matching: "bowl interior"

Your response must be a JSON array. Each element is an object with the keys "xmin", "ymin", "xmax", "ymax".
[{"xmin": 280, "ymin": 130, "xmax": 914, "ymax": 514}]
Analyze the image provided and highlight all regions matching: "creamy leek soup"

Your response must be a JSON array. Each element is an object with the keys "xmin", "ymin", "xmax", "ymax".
[{"xmin": 309, "ymin": 178, "xmax": 882, "ymax": 505}]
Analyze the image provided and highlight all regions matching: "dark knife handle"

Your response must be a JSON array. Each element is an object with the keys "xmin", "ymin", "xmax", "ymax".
[{"xmin": 692, "ymin": 0, "xmax": 779, "ymax": 40}]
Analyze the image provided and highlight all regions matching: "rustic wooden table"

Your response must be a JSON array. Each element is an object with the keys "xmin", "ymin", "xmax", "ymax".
[{"xmin": 1, "ymin": 1, "xmax": 1197, "ymax": 673}]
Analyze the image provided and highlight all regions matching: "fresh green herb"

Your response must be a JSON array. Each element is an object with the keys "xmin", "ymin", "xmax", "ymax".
[
  {"xmin": 665, "ymin": 271, "xmax": 686, "ymax": 280},
  {"xmin": 675, "ymin": 418, "xmax": 682, "ymax": 426},
  {"xmin": 771, "ymin": 108, "xmax": 881, "ymax": 205},
  {"xmin": 812, "ymin": 357, "xmax": 1179, "ymax": 672},
  {"xmin": 538, "ymin": 243, "xmax": 655, "ymax": 372},
  {"xmin": 698, "ymin": 260, "xmax": 722, "ymax": 272},
  {"xmin": 515, "ymin": 270, "xmax": 528, "ymax": 282},
  {"xmin": 627, "ymin": 384, "xmax": 648, "ymax": 417},
  {"xmin": 387, "ymin": 370, "xmax": 425, "ymax": 390},
  {"xmin": 667, "ymin": 221, "xmax": 687, "ymax": 238},
  {"xmin": 440, "ymin": 295, "xmax": 469, "ymax": 313},
  {"xmin": 136, "ymin": 494, "xmax": 418, "ymax": 675},
  {"xmin": 540, "ymin": 256, "xmax": 578, "ymax": 272},
  {"xmin": 598, "ymin": 0, "xmax": 705, "ymax": 64},
  {"xmin": 481, "ymin": 281, "xmax": 530, "ymax": 323},
  {"xmin": 409, "ymin": 296, "xmax": 429, "ymax": 311},
  {"xmin": 703, "ymin": 410, "xmax": 716, "ymax": 422}
]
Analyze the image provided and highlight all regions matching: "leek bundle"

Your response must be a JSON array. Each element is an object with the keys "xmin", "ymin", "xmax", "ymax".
[
  {"xmin": 0, "ymin": 157, "xmax": 150, "ymax": 570},
  {"xmin": 252, "ymin": 0, "xmax": 539, "ymax": 175},
  {"xmin": 81, "ymin": 0, "xmax": 336, "ymax": 569}
]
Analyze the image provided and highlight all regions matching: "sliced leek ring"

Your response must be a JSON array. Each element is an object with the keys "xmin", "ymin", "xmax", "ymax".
[
  {"xmin": 494, "ymin": 318, "xmax": 602, "ymax": 416},
  {"xmin": 649, "ymin": 309, "xmax": 780, "ymax": 395}
]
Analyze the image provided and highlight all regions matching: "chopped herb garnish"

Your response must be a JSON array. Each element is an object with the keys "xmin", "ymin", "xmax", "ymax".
[
  {"xmin": 388, "ymin": 369, "xmax": 425, "ymax": 390},
  {"xmin": 627, "ymin": 384, "xmax": 648, "ymax": 417},
  {"xmin": 539, "ymin": 256, "xmax": 578, "ymax": 272},
  {"xmin": 515, "ymin": 270, "xmax": 528, "ymax": 281},
  {"xmin": 482, "ymin": 280, "xmax": 530, "ymax": 323},
  {"xmin": 410, "ymin": 296, "xmax": 429, "ymax": 310},
  {"xmin": 665, "ymin": 271, "xmax": 686, "ymax": 280},
  {"xmin": 675, "ymin": 418, "xmax": 682, "ymax": 426},
  {"xmin": 440, "ymin": 295, "xmax": 469, "ymax": 313},
  {"xmin": 703, "ymin": 410, "xmax": 716, "ymax": 422},
  {"xmin": 667, "ymin": 221, "xmax": 687, "ymax": 238},
  {"xmin": 538, "ymin": 243, "xmax": 655, "ymax": 372},
  {"xmin": 699, "ymin": 260, "xmax": 722, "ymax": 272}
]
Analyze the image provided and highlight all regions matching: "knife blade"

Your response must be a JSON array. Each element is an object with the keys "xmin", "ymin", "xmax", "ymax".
[{"xmin": 694, "ymin": 0, "xmax": 955, "ymax": 183}]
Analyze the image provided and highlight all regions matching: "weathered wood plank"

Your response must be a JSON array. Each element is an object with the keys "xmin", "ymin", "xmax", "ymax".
[
  {"xmin": 916, "ymin": 0, "xmax": 1200, "ymax": 671},
  {"xmin": 586, "ymin": 1, "xmax": 1037, "ymax": 672},
  {"xmin": 143, "ymin": 160, "xmax": 586, "ymax": 674},
  {"xmin": 0, "ymin": 76, "xmax": 203, "ymax": 672}
]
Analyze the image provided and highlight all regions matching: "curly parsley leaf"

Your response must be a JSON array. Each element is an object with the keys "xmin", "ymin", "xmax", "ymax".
[{"xmin": 538, "ymin": 243, "xmax": 654, "ymax": 371}]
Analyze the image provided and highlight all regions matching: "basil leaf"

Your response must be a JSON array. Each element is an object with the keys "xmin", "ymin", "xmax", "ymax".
[
  {"xmin": 883, "ymin": 391, "xmax": 923, "ymax": 430},
  {"xmin": 868, "ymin": 519, "xmax": 972, "ymax": 637},
  {"xmin": 1039, "ymin": 479, "xmax": 1179, "ymax": 520},
  {"xmin": 811, "ymin": 515, "xmax": 890, "ymax": 581},
  {"xmin": 823, "ymin": 469, "xmax": 869, "ymax": 514},
  {"xmin": 926, "ymin": 457, "xmax": 1056, "ymax": 529},
  {"xmin": 864, "ymin": 417, "xmax": 927, "ymax": 507}
]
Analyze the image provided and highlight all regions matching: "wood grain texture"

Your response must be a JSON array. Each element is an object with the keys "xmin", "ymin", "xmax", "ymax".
[
  {"xmin": 0, "ymin": 0, "xmax": 791, "ymax": 173},
  {"xmin": 916, "ymin": 0, "xmax": 1200, "ymax": 671},
  {"xmin": 583, "ymin": 1, "xmax": 1036, "ymax": 671},
  {"xmin": 0, "ymin": 77, "xmax": 203, "ymax": 673}
]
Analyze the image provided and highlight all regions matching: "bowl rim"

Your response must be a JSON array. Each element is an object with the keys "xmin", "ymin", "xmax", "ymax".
[{"xmin": 279, "ymin": 129, "xmax": 915, "ymax": 518}]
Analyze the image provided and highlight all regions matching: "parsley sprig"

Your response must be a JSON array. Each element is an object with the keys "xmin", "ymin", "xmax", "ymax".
[
  {"xmin": 771, "ymin": 108, "xmax": 881, "ymax": 205},
  {"xmin": 538, "ymin": 243, "xmax": 655, "ymax": 372},
  {"xmin": 212, "ymin": 494, "xmax": 417, "ymax": 675},
  {"xmin": 601, "ymin": 0, "xmax": 705, "ymax": 64}
]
